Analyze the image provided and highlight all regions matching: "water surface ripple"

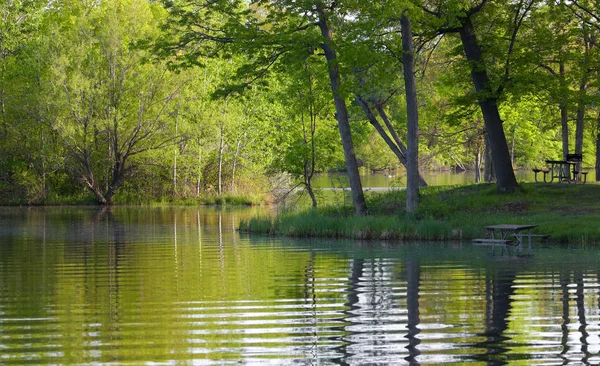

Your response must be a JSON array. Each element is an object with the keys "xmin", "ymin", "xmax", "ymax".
[{"xmin": 1, "ymin": 207, "xmax": 600, "ymax": 364}]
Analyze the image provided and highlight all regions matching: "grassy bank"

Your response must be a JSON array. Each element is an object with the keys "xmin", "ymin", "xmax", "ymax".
[
  {"xmin": 1, "ymin": 192, "xmax": 266, "ymax": 206},
  {"xmin": 240, "ymin": 183, "xmax": 600, "ymax": 245}
]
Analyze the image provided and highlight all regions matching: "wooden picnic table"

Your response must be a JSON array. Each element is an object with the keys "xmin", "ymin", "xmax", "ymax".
[
  {"xmin": 484, "ymin": 224, "xmax": 538, "ymax": 254},
  {"xmin": 543, "ymin": 160, "xmax": 577, "ymax": 183}
]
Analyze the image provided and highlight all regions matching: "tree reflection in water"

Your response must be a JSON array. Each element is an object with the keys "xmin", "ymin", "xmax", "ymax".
[
  {"xmin": 560, "ymin": 269, "xmax": 592, "ymax": 364},
  {"xmin": 404, "ymin": 255, "xmax": 421, "ymax": 365},
  {"xmin": 4, "ymin": 208, "xmax": 600, "ymax": 364},
  {"xmin": 471, "ymin": 265, "xmax": 516, "ymax": 365}
]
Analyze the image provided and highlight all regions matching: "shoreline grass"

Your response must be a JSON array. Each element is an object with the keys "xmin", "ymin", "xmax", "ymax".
[
  {"xmin": 240, "ymin": 182, "xmax": 600, "ymax": 245},
  {"xmin": 0, "ymin": 192, "xmax": 266, "ymax": 207}
]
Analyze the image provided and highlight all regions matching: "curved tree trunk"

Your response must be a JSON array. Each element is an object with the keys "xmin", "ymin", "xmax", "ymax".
[
  {"xmin": 316, "ymin": 5, "xmax": 367, "ymax": 215},
  {"xmin": 459, "ymin": 17, "xmax": 518, "ymax": 193}
]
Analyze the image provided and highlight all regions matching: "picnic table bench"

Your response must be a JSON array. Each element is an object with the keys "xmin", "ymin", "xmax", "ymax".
[{"xmin": 472, "ymin": 224, "xmax": 550, "ymax": 255}]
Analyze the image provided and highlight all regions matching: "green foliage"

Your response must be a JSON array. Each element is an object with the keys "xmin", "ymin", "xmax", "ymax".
[{"xmin": 3, "ymin": 0, "xmax": 600, "ymax": 205}]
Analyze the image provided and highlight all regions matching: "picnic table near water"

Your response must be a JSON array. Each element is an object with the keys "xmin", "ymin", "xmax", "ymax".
[
  {"xmin": 473, "ymin": 224, "xmax": 550, "ymax": 255},
  {"xmin": 533, "ymin": 153, "xmax": 588, "ymax": 183}
]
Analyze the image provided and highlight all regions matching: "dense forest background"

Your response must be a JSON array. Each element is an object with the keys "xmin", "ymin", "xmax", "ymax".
[{"xmin": 2, "ymin": 0, "xmax": 600, "ymax": 205}]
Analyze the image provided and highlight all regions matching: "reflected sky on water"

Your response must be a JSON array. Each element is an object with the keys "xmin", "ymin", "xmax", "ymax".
[{"xmin": 1, "ymin": 207, "xmax": 600, "ymax": 364}]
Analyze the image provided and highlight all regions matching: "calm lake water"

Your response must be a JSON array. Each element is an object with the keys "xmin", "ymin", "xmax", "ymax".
[{"xmin": 2, "ymin": 207, "xmax": 600, "ymax": 364}]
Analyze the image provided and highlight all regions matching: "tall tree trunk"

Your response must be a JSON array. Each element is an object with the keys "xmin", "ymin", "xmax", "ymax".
[
  {"xmin": 475, "ymin": 145, "xmax": 482, "ymax": 183},
  {"xmin": 459, "ymin": 17, "xmax": 518, "ymax": 192},
  {"xmin": 305, "ymin": 178, "xmax": 317, "ymax": 208},
  {"xmin": 596, "ymin": 114, "xmax": 600, "ymax": 181},
  {"xmin": 316, "ymin": 5, "xmax": 367, "ymax": 215},
  {"xmin": 1, "ymin": 59, "xmax": 5, "ymax": 116},
  {"xmin": 560, "ymin": 104, "xmax": 571, "ymax": 180},
  {"xmin": 575, "ymin": 87, "xmax": 586, "ymax": 156},
  {"xmin": 575, "ymin": 84, "xmax": 586, "ymax": 181},
  {"xmin": 484, "ymin": 133, "xmax": 494, "ymax": 182},
  {"xmin": 560, "ymin": 62, "xmax": 569, "ymax": 160},
  {"xmin": 302, "ymin": 109, "xmax": 318, "ymax": 208},
  {"xmin": 511, "ymin": 122, "xmax": 517, "ymax": 167},
  {"xmin": 218, "ymin": 123, "xmax": 224, "ymax": 196},
  {"xmin": 41, "ymin": 131, "xmax": 46, "ymax": 200},
  {"xmin": 173, "ymin": 110, "xmax": 179, "ymax": 196},
  {"xmin": 197, "ymin": 137, "xmax": 202, "ymax": 196},
  {"xmin": 401, "ymin": 14, "xmax": 419, "ymax": 214},
  {"xmin": 231, "ymin": 137, "xmax": 242, "ymax": 192},
  {"xmin": 218, "ymin": 100, "xmax": 227, "ymax": 195}
]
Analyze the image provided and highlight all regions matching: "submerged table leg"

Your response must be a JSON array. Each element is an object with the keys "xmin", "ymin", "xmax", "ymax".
[{"xmin": 514, "ymin": 230, "xmax": 522, "ymax": 254}]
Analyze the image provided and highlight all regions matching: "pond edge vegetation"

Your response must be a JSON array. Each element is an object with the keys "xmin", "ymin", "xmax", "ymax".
[{"xmin": 239, "ymin": 183, "xmax": 600, "ymax": 246}]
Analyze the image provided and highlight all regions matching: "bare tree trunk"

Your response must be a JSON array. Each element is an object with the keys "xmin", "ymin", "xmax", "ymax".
[
  {"xmin": 475, "ymin": 146, "xmax": 482, "ymax": 183},
  {"xmin": 231, "ymin": 136, "xmax": 242, "ymax": 192},
  {"xmin": 197, "ymin": 136, "xmax": 202, "ymax": 196},
  {"xmin": 459, "ymin": 17, "xmax": 518, "ymax": 192},
  {"xmin": 316, "ymin": 4, "xmax": 367, "ymax": 215},
  {"xmin": 306, "ymin": 179, "xmax": 317, "ymax": 208},
  {"xmin": 218, "ymin": 101, "xmax": 227, "ymax": 195},
  {"xmin": 40, "ymin": 131, "xmax": 46, "ymax": 200},
  {"xmin": 218, "ymin": 123, "xmax": 224, "ymax": 195},
  {"xmin": 301, "ymin": 108, "xmax": 318, "ymax": 208},
  {"xmin": 596, "ymin": 114, "xmax": 600, "ymax": 181},
  {"xmin": 173, "ymin": 109, "xmax": 179, "ymax": 196},
  {"xmin": 401, "ymin": 14, "xmax": 419, "ymax": 214}
]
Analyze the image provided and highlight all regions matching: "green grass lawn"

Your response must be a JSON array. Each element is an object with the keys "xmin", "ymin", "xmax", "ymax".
[{"xmin": 240, "ymin": 182, "xmax": 600, "ymax": 245}]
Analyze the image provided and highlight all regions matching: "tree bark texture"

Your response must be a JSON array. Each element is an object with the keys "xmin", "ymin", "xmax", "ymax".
[
  {"xmin": 218, "ymin": 123, "xmax": 224, "ymax": 195},
  {"xmin": 459, "ymin": 17, "xmax": 518, "ymax": 192},
  {"xmin": 475, "ymin": 146, "xmax": 482, "ymax": 183},
  {"xmin": 302, "ymin": 108, "xmax": 318, "ymax": 208},
  {"xmin": 575, "ymin": 89, "xmax": 585, "ymax": 156},
  {"xmin": 401, "ymin": 14, "xmax": 419, "ymax": 214},
  {"xmin": 560, "ymin": 62, "xmax": 569, "ymax": 160},
  {"xmin": 575, "ymin": 85, "xmax": 586, "ymax": 180},
  {"xmin": 316, "ymin": 6, "xmax": 367, "ymax": 215},
  {"xmin": 484, "ymin": 134, "xmax": 494, "ymax": 182}
]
